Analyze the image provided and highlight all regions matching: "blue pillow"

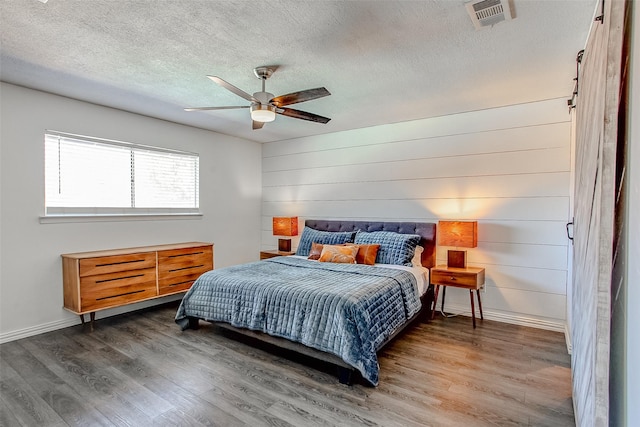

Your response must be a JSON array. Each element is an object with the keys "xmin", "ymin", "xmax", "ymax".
[
  {"xmin": 354, "ymin": 231, "xmax": 420, "ymax": 266},
  {"xmin": 296, "ymin": 227, "xmax": 355, "ymax": 256}
]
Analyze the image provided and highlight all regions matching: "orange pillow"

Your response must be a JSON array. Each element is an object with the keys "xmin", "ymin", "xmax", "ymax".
[
  {"xmin": 353, "ymin": 244, "xmax": 380, "ymax": 265},
  {"xmin": 307, "ymin": 242, "xmax": 324, "ymax": 260},
  {"xmin": 318, "ymin": 244, "xmax": 358, "ymax": 264}
]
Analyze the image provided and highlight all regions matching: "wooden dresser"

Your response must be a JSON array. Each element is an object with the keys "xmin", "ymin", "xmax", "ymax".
[{"xmin": 62, "ymin": 242, "xmax": 213, "ymax": 328}]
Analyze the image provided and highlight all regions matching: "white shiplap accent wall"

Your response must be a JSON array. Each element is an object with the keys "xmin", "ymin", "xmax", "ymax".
[{"xmin": 262, "ymin": 98, "xmax": 571, "ymax": 330}]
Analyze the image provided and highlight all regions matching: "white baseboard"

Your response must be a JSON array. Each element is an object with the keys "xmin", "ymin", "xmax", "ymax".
[
  {"xmin": 1, "ymin": 298, "xmax": 571, "ymax": 348},
  {"xmin": 564, "ymin": 323, "xmax": 573, "ymax": 354},
  {"xmin": 437, "ymin": 303, "xmax": 568, "ymax": 333},
  {"xmin": 0, "ymin": 317, "xmax": 79, "ymax": 344},
  {"xmin": 0, "ymin": 295, "xmax": 183, "ymax": 345}
]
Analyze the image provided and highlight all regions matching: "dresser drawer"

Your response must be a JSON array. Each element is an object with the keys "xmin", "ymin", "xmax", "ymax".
[
  {"xmin": 80, "ymin": 267, "xmax": 157, "ymax": 311},
  {"xmin": 79, "ymin": 252, "xmax": 156, "ymax": 277},
  {"xmin": 158, "ymin": 246, "xmax": 212, "ymax": 271},
  {"xmin": 431, "ymin": 269, "xmax": 483, "ymax": 288},
  {"xmin": 157, "ymin": 245, "xmax": 212, "ymax": 294},
  {"xmin": 158, "ymin": 271, "xmax": 208, "ymax": 295}
]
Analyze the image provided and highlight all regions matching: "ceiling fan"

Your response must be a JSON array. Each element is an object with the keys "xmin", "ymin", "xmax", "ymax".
[{"xmin": 185, "ymin": 66, "xmax": 331, "ymax": 130}]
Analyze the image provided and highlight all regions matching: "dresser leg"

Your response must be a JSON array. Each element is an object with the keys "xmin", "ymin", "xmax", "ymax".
[
  {"xmin": 470, "ymin": 290, "xmax": 476, "ymax": 328},
  {"xmin": 79, "ymin": 313, "xmax": 95, "ymax": 331}
]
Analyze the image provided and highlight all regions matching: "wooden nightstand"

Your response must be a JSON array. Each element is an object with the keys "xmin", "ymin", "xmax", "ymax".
[
  {"xmin": 430, "ymin": 265, "xmax": 486, "ymax": 328},
  {"xmin": 260, "ymin": 250, "xmax": 295, "ymax": 260}
]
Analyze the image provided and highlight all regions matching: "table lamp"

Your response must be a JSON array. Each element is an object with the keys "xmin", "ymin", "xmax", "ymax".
[
  {"xmin": 438, "ymin": 220, "xmax": 478, "ymax": 268},
  {"xmin": 273, "ymin": 216, "xmax": 298, "ymax": 252}
]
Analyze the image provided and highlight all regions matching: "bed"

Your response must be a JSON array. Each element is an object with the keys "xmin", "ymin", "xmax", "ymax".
[{"xmin": 175, "ymin": 219, "xmax": 436, "ymax": 385}]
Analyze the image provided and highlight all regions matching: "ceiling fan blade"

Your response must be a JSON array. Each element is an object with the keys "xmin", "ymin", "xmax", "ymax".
[
  {"xmin": 252, "ymin": 120, "xmax": 265, "ymax": 130},
  {"xmin": 270, "ymin": 87, "xmax": 330, "ymax": 107},
  {"xmin": 278, "ymin": 108, "xmax": 331, "ymax": 124},
  {"xmin": 184, "ymin": 106, "xmax": 249, "ymax": 111},
  {"xmin": 207, "ymin": 75, "xmax": 259, "ymax": 103}
]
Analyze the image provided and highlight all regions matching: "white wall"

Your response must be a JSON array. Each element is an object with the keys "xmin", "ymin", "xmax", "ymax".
[
  {"xmin": 0, "ymin": 83, "xmax": 262, "ymax": 342},
  {"xmin": 262, "ymin": 98, "xmax": 572, "ymax": 331}
]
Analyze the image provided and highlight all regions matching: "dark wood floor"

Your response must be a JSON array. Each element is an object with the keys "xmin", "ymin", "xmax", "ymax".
[{"xmin": 0, "ymin": 302, "xmax": 574, "ymax": 426}]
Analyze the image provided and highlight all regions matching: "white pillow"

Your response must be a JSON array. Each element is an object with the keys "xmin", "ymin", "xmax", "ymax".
[{"xmin": 411, "ymin": 245, "xmax": 424, "ymax": 267}]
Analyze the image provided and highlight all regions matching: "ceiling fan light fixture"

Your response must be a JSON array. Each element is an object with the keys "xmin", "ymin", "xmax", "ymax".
[
  {"xmin": 250, "ymin": 104, "xmax": 276, "ymax": 122},
  {"xmin": 186, "ymin": 68, "xmax": 331, "ymax": 129}
]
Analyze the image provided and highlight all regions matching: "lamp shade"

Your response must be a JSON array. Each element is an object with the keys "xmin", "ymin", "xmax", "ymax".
[
  {"xmin": 273, "ymin": 217, "xmax": 298, "ymax": 237},
  {"xmin": 438, "ymin": 221, "xmax": 477, "ymax": 248},
  {"xmin": 251, "ymin": 104, "xmax": 276, "ymax": 122}
]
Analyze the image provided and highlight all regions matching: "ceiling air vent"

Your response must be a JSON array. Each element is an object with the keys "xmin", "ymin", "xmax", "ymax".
[{"xmin": 466, "ymin": 0, "xmax": 513, "ymax": 30}]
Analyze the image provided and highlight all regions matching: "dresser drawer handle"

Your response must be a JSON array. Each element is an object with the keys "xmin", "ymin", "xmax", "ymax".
[
  {"xmin": 95, "ymin": 273, "xmax": 145, "ymax": 284},
  {"xmin": 449, "ymin": 276, "xmax": 457, "ymax": 281},
  {"xmin": 96, "ymin": 289, "xmax": 145, "ymax": 301},
  {"xmin": 168, "ymin": 251, "xmax": 204, "ymax": 258},
  {"xmin": 169, "ymin": 264, "xmax": 204, "ymax": 273},
  {"xmin": 168, "ymin": 280, "xmax": 192, "ymax": 287}
]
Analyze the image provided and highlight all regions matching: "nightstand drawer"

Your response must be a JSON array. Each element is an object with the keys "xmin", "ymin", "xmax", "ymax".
[
  {"xmin": 431, "ymin": 269, "xmax": 484, "ymax": 288},
  {"xmin": 260, "ymin": 250, "xmax": 295, "ymax": 260}
]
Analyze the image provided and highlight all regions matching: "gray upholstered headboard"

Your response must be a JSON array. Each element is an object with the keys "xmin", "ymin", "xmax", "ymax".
[{"xmin": 304, "ymin": 219, "xmax": 437, "ymax": 269}]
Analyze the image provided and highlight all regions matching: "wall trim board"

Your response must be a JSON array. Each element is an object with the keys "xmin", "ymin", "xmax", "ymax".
[
  {"xmin": 3, "ymin": 299, "xmax": 570, "ymax": 346},
  {"xmin": 263, "ymin": 97, "xmax": 571, "ymax": 157},
  {"xmin": 0, "ymin": 317, "xmax": 79, "ymax": 345},
  {"xmin": 262, "ymin": 122, "xmax": 571, "ymax": 170},
  {"xmin": 565, "ymin": 323, "xmax": 573, "ymax": 355},
  {"xmin": 39, "ymin": 212, "xmax": 203, "ymax": 224},
  {"xmin": 437, "ymin": 302, "xmax": 567, "ymax": 335},
  {"xmin": 0, "ymin": 295, "xmax": 184, "ymax": 344}
]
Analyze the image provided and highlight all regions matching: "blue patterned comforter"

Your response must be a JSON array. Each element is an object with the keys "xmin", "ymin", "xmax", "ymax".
[{"xmin": 175, "ymin": 256, "xmax": 421, "ymax": 385}]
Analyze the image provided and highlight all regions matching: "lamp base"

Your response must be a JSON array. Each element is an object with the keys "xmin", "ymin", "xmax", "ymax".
[
  {"xmin": 278, "ymin": 238, "xmax": 292, "ymax": 252},
  {"xmin": 447, "ymin": 250, "xmax": 467, "ymax": 268}
]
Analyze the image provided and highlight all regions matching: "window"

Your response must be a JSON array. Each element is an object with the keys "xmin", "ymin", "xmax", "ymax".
[{"xmin": 44, "ymin": 132, "xmax": 199, "ymax": 217}]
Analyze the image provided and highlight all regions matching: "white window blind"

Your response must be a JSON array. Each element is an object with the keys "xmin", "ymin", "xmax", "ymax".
[{"xmin": 44, "ymin": 132, "xmax": 199, "ymax": 216}]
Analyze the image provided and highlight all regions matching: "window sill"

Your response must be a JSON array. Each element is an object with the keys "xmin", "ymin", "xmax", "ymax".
[{"xmin": 39, "ymin": 212, "xmax": 203, "ymax": 224}]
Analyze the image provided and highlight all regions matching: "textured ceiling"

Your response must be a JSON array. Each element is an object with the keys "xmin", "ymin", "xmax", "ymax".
[{"xmin": 0, "ymin": 0, "xmax": 596, "ymax": 143}]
